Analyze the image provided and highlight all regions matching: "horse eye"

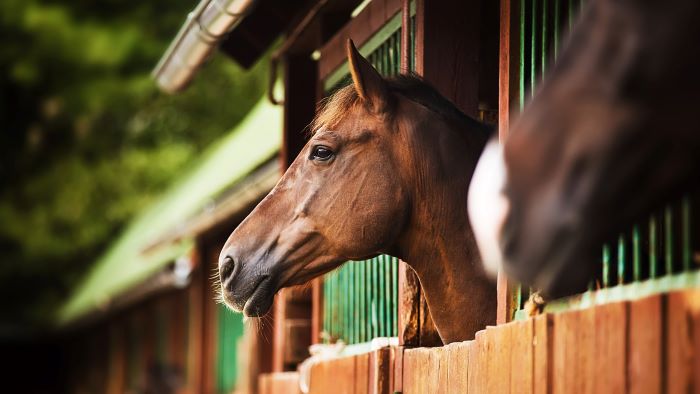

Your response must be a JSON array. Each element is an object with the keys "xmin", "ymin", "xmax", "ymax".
[{"xmin": 310, "ymin": 145, "xmax": 334, "ymax": 161}]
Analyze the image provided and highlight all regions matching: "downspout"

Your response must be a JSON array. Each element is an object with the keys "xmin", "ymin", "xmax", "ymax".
[{"xmin": 152, "ymin": 0, "xmax": 259, "ymax": 93}]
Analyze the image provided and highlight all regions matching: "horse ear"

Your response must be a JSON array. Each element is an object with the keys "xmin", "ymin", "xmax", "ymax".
[{"xmin": 346, "ymin": 39, "xmax": 391, "ymax": 113}]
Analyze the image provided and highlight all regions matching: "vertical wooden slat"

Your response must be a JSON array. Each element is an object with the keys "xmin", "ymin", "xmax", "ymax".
[
  {"xmin": 665, "ymin": 291, "xmax": 700, "ymax": 394},
  {"xmin": 468, "ymin": 330, "xmax": 486, "ymax": 394},
  {"xmin": 491, "ymin": 325, "xmax": 512, "ymax": 394},
  {"xmin": 356, "ymin": 352, "xmax": 370, "ymax": 394},
  {"xmin": 594, "ymin": 302, "xmax": 629, "ymax": 393},
  {"xmin": 402, "ymin": 348, "xmax": 417, "ymax": 394},
  {"xmin": 629, "ymin": 295, "xmax": 664, "ymax": 394},
  {"xmin": 510, "ymin": 319, "xmax": 534, "ymax": 394},
  {"xmin": 272, "ymin": 290, "xmax": 287, "ymax": 372},
  {"xmin": 533, "ymin": 314, "xmax": 552, "ymax": 394},
  {"xmin": 446, "ymin": 341, "xmax": 470, "ymax": 394},
  {"xmin": 553, "ymin": 311, "xmax": 588, "ymax": 394}
]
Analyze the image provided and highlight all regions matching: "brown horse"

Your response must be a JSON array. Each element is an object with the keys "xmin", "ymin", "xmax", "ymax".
[
  {"xmin": 218, "ymin": 40, "xmax": 496, "ymax": 343},
  {"xmin": 470, "ymin": 0, "xmax": 700, "ymax": 298}
]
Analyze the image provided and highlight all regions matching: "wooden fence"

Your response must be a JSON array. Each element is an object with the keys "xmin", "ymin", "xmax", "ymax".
[{"xmin": 265, "ymin": 289, "xmax": 700, "ymax": 393}]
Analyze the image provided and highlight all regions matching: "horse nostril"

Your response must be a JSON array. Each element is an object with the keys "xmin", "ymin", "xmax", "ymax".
[{"xmin": 219, "ymin": 255, "xmax": 237, "ymax": 282}]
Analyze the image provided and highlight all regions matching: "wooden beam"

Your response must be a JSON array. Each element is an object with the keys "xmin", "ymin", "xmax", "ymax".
[
  {"xmin": 318, "ymin": 0, "xmax": 403, "ymax": 81},
  {"xmin": 311, "ymin": 278, "xmax": 323, "ymax": 345},
  {"xmin": 496, "ymin": 0, "xmax": 523, "ymax": 325},
  {"xmin": 272, "ymin": 291, "xmax": 287, "ymax": 372},
  {"xmin": 282, "ymin": 53, "xmax": 318, "ymax": 167}
]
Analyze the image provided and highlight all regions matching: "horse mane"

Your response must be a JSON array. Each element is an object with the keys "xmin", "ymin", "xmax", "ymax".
[{"xmin": 311, "ymin": 73, "xmax": 492, "ymax": 138}]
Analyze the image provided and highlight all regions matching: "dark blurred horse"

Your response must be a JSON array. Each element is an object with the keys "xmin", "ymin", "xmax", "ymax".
[{"xmin": 470, "ymin": 0, "xmax": 700, "ymax": 298}]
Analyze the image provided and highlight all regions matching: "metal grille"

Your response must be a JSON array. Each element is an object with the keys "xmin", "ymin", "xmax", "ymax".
[
  {"xmin": 321, "ymin": 10, "xmax": 410, "ymax": 344},
  {"xmin": 516, "ymin": 0, "xmax": 699, "ymax": 313},
  {"xmin": 216, "ymin": 305, "xmax": 244, "ymax": 393}
]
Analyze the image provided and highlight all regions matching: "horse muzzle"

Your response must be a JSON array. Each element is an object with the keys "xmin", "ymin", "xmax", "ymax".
[{"xmin": 219, "ymin": 253, "xmax": 277, "ymax": 317}]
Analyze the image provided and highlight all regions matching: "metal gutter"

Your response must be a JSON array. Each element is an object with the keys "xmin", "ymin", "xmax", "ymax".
[{"xmin": 152, "ymin": 0, "xmax": 258, "ymax": 93}]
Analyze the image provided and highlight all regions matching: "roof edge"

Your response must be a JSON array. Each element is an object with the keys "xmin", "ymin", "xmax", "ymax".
[{"xmin": 152, "ymin": 0, "xmax": 259, "ymax": 93}]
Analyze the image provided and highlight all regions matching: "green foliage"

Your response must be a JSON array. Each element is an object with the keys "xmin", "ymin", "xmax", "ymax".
[{"xmin": 0, "ymin": 0, "xmax": 269, "ymax": 329}]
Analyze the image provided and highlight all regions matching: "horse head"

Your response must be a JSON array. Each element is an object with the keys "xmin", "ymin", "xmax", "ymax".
[
  {"xmin": 218, "ymin": 41, "xmax": 410, "ymax": 317},
  {"xmin": 219, "ymin": 40, "xmax": 495, "ymax": 342}
]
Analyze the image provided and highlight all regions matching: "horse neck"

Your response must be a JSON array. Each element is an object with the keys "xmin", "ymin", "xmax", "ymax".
[{"xmin": 396, "ymin": 112, "xmax": 496, "ymax": 343}]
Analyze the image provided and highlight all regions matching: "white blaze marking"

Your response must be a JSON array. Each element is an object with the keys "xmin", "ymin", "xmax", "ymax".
[{"xmin": 468, "ymin": 138, "xmax": 509, "ymax": 277}]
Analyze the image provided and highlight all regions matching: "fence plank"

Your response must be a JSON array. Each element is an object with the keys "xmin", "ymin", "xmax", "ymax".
[
  {"xmin": 552, "ymin": 311, "xmax": 572, "ymax": 394},
  {"xmin": 356, "ymin": 352, "xmax": 370, "ymax": 394},
  {"xmin": 629, "ymin": 294, "xmax": 664, "ymax": 394},
  {"xmin": 594, "ymin": 301, "xmax": 628, "ymax": 393},
  {"xmin": 510, "ymin": 319, "xmax": 534, "ymax": 394},
  {"xmin": 402, "ymin": 348, "xmax": 418, "ymax": 393},
  {"xmin": 579, "ymin": 306, "xmax": 596, "ymax": 394},
  {"xmin": 666, "ymin": 290, "xmax": 700, "ymax": 394},
  {"xmin": 490, "ymin": 324, "xmax": 512, "ymax": 393},
  {"xmin": 552, "ymin": 309, "xmax": 595, "ymax": 394},
  {"xmin": 436, "ymin": 346, "xmax": 449, "ymax": 394},
  {"xmin": 446, "ymin": 341, "xmax": 470, "ymax": 394},
  {"xmin": 533, "ymin": 314, "xmax": 552, "ymax": 394},
  {"xmin": 468, "ymin": 330, "xmax": 486, "ymax": 394}
]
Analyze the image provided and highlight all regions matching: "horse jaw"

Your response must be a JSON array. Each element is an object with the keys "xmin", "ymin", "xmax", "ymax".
[{"xmin": 467, "ymin": 138, "xmax": 509, "ymax": 278}]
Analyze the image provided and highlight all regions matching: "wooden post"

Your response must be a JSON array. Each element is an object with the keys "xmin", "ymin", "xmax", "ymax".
[
  {"xmin": 411, "ymin": 0, "xmax": 499, "ymax": 340},
  {"xmin": 282, "ymin": 53, "xmax": 317, "ymax": 167},
  {"xmin": 201, "ymin": 247, "xmax": 220, "ymax": 394},
  {"xmin": 496, "ymin": 0, "xmax": 523, "ymax": 325},
  {"xmin": 272, "ymin": 291, "xmax": 287, "ymax": 372}
]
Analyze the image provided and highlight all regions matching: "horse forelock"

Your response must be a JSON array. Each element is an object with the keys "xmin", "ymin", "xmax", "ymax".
[
  {"xmin": 310, "ymin": 74, "xmax": 492, "ymax": 140},
  {"xmin": 310, "ymin": 85, "xmax": 363, "ymax": 135}
]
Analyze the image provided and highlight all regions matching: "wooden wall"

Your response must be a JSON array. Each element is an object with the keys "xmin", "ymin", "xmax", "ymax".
[
  {"xmin": 301, "ymin": 289, "xmax": 700, "ymax": 394},
  {"xmin": 308, "ymin": 347, "xmax": 395, "ymax": 394},
  {"xmin": 258, "ymin": 372, "xmax": 302, "ymax": 394}
]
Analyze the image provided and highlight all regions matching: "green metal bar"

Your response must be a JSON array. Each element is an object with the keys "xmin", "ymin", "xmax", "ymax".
[
  {"xmin": 325, "ymin": 272, "xmax": 331, "ymax": 340},
  {"xmin": 323, "ymin": 10, "xmax": 404, "ymax": 90},
  {"xmin": 633, "ymin": 225, "xmax": 641, "ymax": 282},
  {"xmin": 541, "ymin": 0, "xmax": 548, "ymax": 77},
  {"xmin": 531, "ymin": 0, "xmax": 537, "ymax": 95},
  {"xmin": 650, "ymin": 215, "xmax": 658, "ymax": 279},
  {"xmin": 386, "ymin": 257, "xmax": 392, "ymax": 337},
  {"xmin": 617, "ymin": 234, "xmax": 626, "ymax": 285},
  {"xmin": 408, "ymin": 16, "xmax": 416, "ymax": 71},
  {"xmin": 519, "ymin": 0, "xmax": 526, "ymax": 109},
  {"xmin": 384, "ymin": 256, "xmax": 393, "ymax": 337},
  {"xmin": 393, "ymin": 257, "xmax": 398, "ymax": 335},
  {"xmin": 367, "ymin": 259, "xmax": 372, "ymax": 342},
  {"xmin": 334, "ymin": 269, "xmax": 340, "ymax": 341},
  {"xmin": 378, "ymin": 256, "xmax": 386, "ymax": 337},
  {"xmin": 355, "ymin": 263, "xmax": 360, "ymax": 343},
  {"xmin": 391, "ymin": 257, "xmax": 397, "ymax": 336},
  {"xmin": 341, "ymin": 268, "xmax": 347, "ymax": 342},
  {"xmin": 568, "ymin": 0, "xmax": 574, "ymax": 30},
  {"xmin": 554, "ymin": 0, "xmax": 560, "ymax": 59},
  {"xmin": 359, "ymin": 261, "xmax": 365, "ymax": 343},
  {"xmin": 602, "ymin": 244, "xmax": 611, "ymax": 288},
  {"xmin": 683, "ymin": 196, "xmax": 692, "ymax": 271},
  {"xmin": 350, "ymin": 263, "xmax": 356, "ymax": 343},
  {"xmin": 384, "ymin": 40, "xmax": 390, "ymax": 74},
  {"xmin": 372, "ymin": 257, "xmax": 378, "ymax": 338},
  {"xmin": 323, "ymin": 278, "xmax": 328, "ymax": 342},
  {"xmin": 665, "ymin": 205, "xmax": 674, "ymax": 275}
]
